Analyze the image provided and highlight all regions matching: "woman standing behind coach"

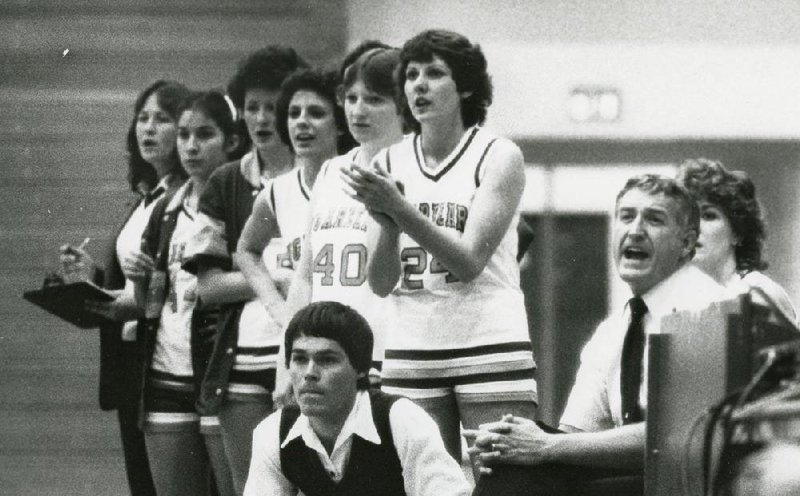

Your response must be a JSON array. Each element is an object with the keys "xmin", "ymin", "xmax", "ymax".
[
  {"xmin": 676, "ymin": 158, "xmax": 797, "ymax": 324},
  {"xmin": 59, "ymin": 80, "xmax": 190, "ymax": 496}
]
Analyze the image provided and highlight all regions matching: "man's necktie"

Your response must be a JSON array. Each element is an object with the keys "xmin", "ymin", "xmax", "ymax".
[{"xmin": 621, "ymin": 296, "xmax": 648, "ymax": 425}]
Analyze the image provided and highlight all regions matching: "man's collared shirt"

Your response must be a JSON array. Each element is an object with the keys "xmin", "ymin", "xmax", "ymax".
[
  {"xmin": 244, "ymin": 390, "xmax": 470, "ymax": 496},
  {"xmin": 560, "ymin": 264, "xmax": 734, "ymax": 432},
  {"xmin": 281, "ymin": 389, "xmax": 381, "ymax": 483}
]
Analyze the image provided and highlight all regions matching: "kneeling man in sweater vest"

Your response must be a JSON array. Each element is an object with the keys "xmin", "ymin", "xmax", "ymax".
[{"xmin": 243, "ymin": 301, "xmax": 471, "ymax": 496}]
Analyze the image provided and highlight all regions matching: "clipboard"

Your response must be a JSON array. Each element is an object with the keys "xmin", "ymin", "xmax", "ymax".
[{"xmin": 23, "ymin": 281, "xmax": 117, "ymax": 329}]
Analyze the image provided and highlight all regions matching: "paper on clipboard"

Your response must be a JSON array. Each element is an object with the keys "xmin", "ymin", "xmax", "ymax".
[{"xmin": 23, "ymin": 281, "xmax": 117, "ymax": 329}]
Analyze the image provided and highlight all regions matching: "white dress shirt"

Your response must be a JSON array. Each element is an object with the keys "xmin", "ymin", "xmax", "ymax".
[
  {"xmin": 560, "ymin": 264, "xmax": 734, "ymax": 431},
  {"xmin": 243, "ymin": 390, "xmax": 471, "ymax": 496}
]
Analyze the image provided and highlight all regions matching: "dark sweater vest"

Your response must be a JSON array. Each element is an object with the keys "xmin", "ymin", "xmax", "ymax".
[{"xmin": 278, "ymin": 390, "xmax": 407, "ymax": 496}]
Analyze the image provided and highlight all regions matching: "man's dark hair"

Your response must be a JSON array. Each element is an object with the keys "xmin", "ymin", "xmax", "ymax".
[{"xmin": 285, "ymin": 301, "xmax": 373, "ymax": 390}]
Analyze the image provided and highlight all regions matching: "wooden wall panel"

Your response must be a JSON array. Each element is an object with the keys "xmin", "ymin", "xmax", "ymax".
[
  {"xmin": 0, "ymin": 16, "xmax": 342, "ymax": 53},
  {"xmin": 0, "ymin": 2, "xmax": 347, "ymax": 494}
]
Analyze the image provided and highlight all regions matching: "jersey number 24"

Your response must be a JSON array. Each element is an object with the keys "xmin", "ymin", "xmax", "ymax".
[{"xmin": 401, "ymin": 246, "xmax": 458, "ymax": 290}]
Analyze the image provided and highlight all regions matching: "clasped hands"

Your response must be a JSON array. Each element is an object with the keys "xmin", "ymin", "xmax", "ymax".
[
  {"xmin": 463, "ymin": 414, "xmax": 556, "ymax": 475},
  {"xmin": 339, "ymin": 161, "xmax": 405, "ymax": 226}
]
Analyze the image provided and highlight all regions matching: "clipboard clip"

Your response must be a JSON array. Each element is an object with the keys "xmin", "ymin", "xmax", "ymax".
[{"xmin": 43, "ymin": 271, "xmax": 65, "ymax": 289}]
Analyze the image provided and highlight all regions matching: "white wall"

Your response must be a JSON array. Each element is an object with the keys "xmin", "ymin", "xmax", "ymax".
[
  {"xmin": 348, "ymin": 0, "xmax": 800, "ymax": 45},
  {"xmin": 483, "ymin": 43, "xmax": 800, "ymax": 140},
  {"xmin": 349, "ymin": 1, "xmax": 800, "ymax": 139}
]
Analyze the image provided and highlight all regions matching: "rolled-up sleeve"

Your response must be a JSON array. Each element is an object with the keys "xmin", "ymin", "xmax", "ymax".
[
  {"xmin": 389, "ymin": 399, "xmax": 471, "ymax": 496},
  {"xmin": 559, "ymin": 318, "xmax": 616, "ymax": 432},
  {"xmin": 182, "ymin": 172, "xmax": 232, "ymax": 274}
]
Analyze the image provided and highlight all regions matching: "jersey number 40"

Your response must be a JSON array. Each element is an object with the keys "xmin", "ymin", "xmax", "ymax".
[{"xmin": 312, "ymin": 243, "xmax": 367, "ymax": 287}]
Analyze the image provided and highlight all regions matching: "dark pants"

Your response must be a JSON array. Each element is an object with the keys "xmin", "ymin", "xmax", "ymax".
[
  {"xmin": 473, "ymin": 464, "xmax": 643, "ymax": 496},
  {"xmin": 117, "ymin": 341, "xmax": 156, "ymax": 496}
]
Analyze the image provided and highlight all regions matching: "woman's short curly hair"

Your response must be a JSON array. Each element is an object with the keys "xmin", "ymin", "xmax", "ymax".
[
  {"xmin": 226, "ymin": 45, "xmax": 308, "ymax": 110},
  {"xmin": 274, "ymin": 68, "xmax": 355, "ymax": 154},
  {"xmin": 396, "ymin": 29, "xmax": 493, "ymax": 134},
  {"xmin": 676, "ymin": 158, "xmax": 768, "ymax": 272}
]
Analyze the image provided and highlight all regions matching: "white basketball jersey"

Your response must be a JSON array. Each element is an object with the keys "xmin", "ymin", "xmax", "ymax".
[
  {"xmin": 237, "ymin": 235, "xmax": 289, "ymax": 354},
  {"xmin": 152, "ymin": 186, "xmax": 198, "ymax": 376},
  {"xmin": 308, "ymin": 149, "xmax": 387, "ymax": 360},
  {"xmin": 267, "ymin": 167, "xmax": 311, "ymax": 270},
  {"xmin": 377, "ymin": 127, "xmax": 529, "ymax": 351},
  {"xmin": 236, "ymin": 167, "xmax": 304, "ymax": 358}
]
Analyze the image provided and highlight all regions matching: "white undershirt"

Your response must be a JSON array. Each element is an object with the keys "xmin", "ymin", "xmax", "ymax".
[{"xmin": 115, "ymin": 191, "xmax": 166, "ymax": 341}]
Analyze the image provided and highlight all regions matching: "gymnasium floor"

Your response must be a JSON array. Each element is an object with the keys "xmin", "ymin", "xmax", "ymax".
[
  {"xmin": 0, "ymin": 323, "xmax": 129, "ymax": 495},
  {"xmin": 1, "ymin": 430, "xmax": 128, "ymax": 495}
]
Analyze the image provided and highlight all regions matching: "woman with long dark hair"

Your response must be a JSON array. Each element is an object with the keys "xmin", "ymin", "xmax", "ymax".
[{"xmin": 60, "ymin": 80, "xmax": 190, "ymax": 495}]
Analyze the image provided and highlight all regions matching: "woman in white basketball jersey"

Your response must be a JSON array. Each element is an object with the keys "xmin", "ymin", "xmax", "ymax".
[
  {"xmin": 342, "ymin": 29, "xmax": 538, "ymax": 468},
  {"xmin": 276, "ymin": 42, "xmax": 405, "ymax": 389},
  {"xmin": 236, "ymin": 68, "xmax": 351, "ymax": 331}
]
